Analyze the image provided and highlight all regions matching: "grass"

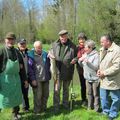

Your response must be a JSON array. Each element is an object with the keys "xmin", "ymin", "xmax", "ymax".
[
  {"xmin": 0, "ymin": 68, "xmax": 120, "ymax": 120},
  {"xmin": 0, "ymin": 44, "xmax": 120, "ymax": 120},
  {"xmin": 0, "ymin": 87, "xmax": 109, "ymax": 120}
]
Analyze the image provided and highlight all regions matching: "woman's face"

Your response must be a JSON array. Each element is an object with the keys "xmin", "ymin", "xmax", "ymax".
[
  {"xmin": 78, "ymin": 39, "xmax": 85, "ymax": 47},
  {"xmin": 84, "ymin": 45, "xmax": 92, "ymax": 54}
]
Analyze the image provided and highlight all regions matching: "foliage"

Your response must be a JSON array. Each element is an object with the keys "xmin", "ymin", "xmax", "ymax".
[
  {"xmin": 0, "ymin": 44, "xmax": 120, "ymax": 119},
  {"xmin": 0, "ymin": 0, "xmax": 120, "ymax": 44}
]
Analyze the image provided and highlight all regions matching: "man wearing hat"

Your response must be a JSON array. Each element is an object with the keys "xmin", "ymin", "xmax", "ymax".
[
  {"xmin": 0, "ymin": 32, "xmax": 28, "ymax": 120},
  {"xmin": 50, "ymin": 30, "xmax": 76, "ymax": 113},
  {"xmin": 17, "ymin": 39, "xmax": 30, "ymax": 112}
]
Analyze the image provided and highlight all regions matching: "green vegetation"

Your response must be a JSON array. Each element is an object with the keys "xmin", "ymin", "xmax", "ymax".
[
  {"xmin": 0, "ymin": 0, "xmax": 120, "ymax": 44},
  {"xmin": 0, "ymin": 67, "xmax": 120, "ymax": 120}
]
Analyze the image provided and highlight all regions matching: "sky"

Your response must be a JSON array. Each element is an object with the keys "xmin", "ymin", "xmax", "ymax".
[{"xmin": 21, "ymin": 0, "xmax": 53, "ymax": 10}]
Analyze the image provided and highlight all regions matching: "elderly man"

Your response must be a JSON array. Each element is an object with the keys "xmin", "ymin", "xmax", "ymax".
[
  {"xmin": 50, "ymin": 30, "xmax": 76, "ymax": 113},
  {"xmin": 28, "ymin": 41, "xmax": 51, "ymax": 114},
  {"xmin": 97, "ymin": 34, "xmax": 120, "ymax": 120},
  {"xmin": 0, "ymin": 32, "xmax": 27, "ymax": 120}
]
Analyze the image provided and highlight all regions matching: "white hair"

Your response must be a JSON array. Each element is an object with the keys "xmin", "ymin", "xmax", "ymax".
[
  {"xmin": 33, "ymin": 41, "xmax": 42, "ymax": 47},
  {"xmin": 85, "ymin": 40, "xmax": 96, "ymax": 49}
]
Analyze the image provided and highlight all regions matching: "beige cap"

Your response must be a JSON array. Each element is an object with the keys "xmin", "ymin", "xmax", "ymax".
[{"xmin": 58, "ymin": 30, "xmax": 68, "ymax": 36}]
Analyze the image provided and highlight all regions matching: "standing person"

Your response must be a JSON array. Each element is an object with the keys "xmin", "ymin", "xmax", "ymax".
[
  {"xmin": 51, "ymin": 30, "xmax": 76, "ymax": 113},
  {"xmin": 0, "ymin": 32, "xmax": 28, "ymax": 120},
  {"xmin": 17, "ymin": 39, "xmax": 30, "ymax": 112},
  {"xmin": 76, "ymin": 33, "xmax": 87, "ymax": 105},
  {"xmin": 97, "ymin": 34, "xmax": 120, "ymax": 120},
  {"xmin": 78, "ymin": 40, "xmax": 100, "ymax": 112},
  {"xmin": 28, "ymin": 41, "xmax": 51, "ymax": 114}
]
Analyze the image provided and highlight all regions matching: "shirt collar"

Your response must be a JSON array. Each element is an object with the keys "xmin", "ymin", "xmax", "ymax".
[{"xmin": 100, "ymin": 42, "xmax": 115, "ymax": 52}]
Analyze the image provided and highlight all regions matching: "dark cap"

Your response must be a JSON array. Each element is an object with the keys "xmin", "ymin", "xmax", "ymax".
[
  {"xmin": 18, "ymin": 39, "xmax": 26, "ymax": 44},
  {"xmin": 5, "ymin": 32, "xmax": 16, "ymax": 39},
  {"xmin": 58, "ymin": 30, "xmax": 68, "ymax": 36},
  {"xmin": 78, "ymin": 32, "xmax": 87, "ymax": 40}
]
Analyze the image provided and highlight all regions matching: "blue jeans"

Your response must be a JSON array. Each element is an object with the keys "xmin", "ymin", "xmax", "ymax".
[{"xmin": 100, "ymin": 88, "xmax": 120, "ymax": 118}]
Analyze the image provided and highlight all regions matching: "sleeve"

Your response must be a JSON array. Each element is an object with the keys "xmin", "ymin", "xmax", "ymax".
[
  {"xmin": 28, "ymin": 57, "xmax": 36, "ymax": 82},
  {"xmin": 73, "ymin": 46, "xmax": 78, "ymax": 62},
  {"xmin": 44, "ymin": 54, "xmax": 51, "ymax": 81},
  {"xmin": 71, "ymin": 44, "xmax": 78, "ymax": 63},
  {"xmin": 78, "ymin": 60, "xmax": 83, "ymax": 67},
  {"xmin": 0, "ymin": 48, "xmax": 4, "ymax": 72},
  {"xmin": 16, "ymin": 49, "xmax": 28, "ymax": 82},
  {"xmin": 87, "ymin": 54, "xmax": 99, "ymax": 71},
  {"xmin": 103, "ymin": 50, "xmax": 120, "ymax": 76},
  {"xmin": 74, "ymin": 44, "xmax": 77, "ymax": 58}
]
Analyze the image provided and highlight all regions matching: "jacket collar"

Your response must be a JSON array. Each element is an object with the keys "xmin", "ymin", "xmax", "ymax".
[
  {"xmin": 56, "ymin": 39, "xmax": 70, "ymax": 45},
  {"xmin": 100, "ymin": 42, "xmax": 115, "ymax": 52}
]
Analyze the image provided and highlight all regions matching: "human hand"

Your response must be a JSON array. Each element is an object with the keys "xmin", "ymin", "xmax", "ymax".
[
  {"xmin": 97, "ymin": 70, "xmax": 105, "ymax": 78},
  {"xmin": 84, "ymin": 58, "xmax": 89, "ymax": 63},
  {"xmin": 32, "ymin": 80, "xmax": 37, "ymax": 87},
  {"xmin": 48, "ymin": 51, "xmax": 55, "ymax": 59},
  {"xmin": 20, "ymin": 64, "xmax": 23, "ymax": 69},
  {"xmin": 79, "ymin": 54, "xmax": 86, "ymax": 62},
  {"xmin": 70, "ymin": 59, "xmax": 76, "ymax": 64},
  {"xmin": 24, "ymin": 80, "xmax": 29, "ymax": 88}
]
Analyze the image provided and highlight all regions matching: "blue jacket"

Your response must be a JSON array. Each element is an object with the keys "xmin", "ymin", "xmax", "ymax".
[{"xmin": 28, "ymin": 49, "xmax": 51, "ymax": 82}]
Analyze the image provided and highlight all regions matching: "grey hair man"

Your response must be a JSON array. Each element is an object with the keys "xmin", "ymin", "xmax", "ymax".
[
  {"xmin": 97, "ymin": 34, "xmax": 120, "ymax": 120},
  {"xmin": 50, "ymin": 30, "xmax": 76, "ymax": 113},
  {"xmin": 28, "ymin": 41, "xmax": 51, "ymax": 114}
]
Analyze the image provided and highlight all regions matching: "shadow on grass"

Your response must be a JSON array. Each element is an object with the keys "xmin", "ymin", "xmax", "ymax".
[{"xmin": 21, "ymin": 100, "xmax": 86, "ymax": 120}]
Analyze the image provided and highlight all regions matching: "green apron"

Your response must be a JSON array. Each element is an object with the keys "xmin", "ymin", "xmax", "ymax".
[{"xmin": 0, "ymin": 48, "xmax": 22, "ymax": 108}]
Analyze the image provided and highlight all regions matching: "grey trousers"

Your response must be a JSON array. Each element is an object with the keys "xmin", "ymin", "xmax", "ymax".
[
  {"xmin": 53, "ymin": 79, "xmax": 71, "ymax": 109},
  {"xmin": 33, "ymin": 81, "xmax": 49, "ymax": 113},
  {"xmin": 86, "ymin": 80, "xmax": 100, "ymax": 111}
]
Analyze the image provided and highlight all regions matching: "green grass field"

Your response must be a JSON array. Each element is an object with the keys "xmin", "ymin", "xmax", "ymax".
[
  {"xmin": 0, "ymin": 68, "xmax": 120, "ymax": 120},
  {"xmin": 0, "ymin": 44, "xmax": 120, "ymax": 120}
]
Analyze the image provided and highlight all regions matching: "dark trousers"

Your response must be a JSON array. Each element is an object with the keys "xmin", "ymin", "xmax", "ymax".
[
  {"xmin": 21, "ymin": 83, "xmax": 29, "ymax": 110},
  {"xmin": 53, "ymin": 79, "xmax": 71, "ymax": 109},
  {"xmin": 77, "ymin": 64, "xmax": 86, "ymax": 101},
  {"xmin": 12, "ymin": 106, "xmax": 19, "ymax": 115}
]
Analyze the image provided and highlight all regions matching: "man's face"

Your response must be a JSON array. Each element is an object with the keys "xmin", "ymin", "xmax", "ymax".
[
  {"xmin": 5, "ymin": 38, "xmax": 15, "ymax": 48},
  {"xmin": 18, "ymin": 43, "xmax": 27, "ymax": 51},
  {"xmin": 59, "ymin": 34, "xmax": 68, "ymax": 44},
  {"xmin": 100, "ymin": 37, "xmax": 110, "ymax": 49},
  {"xmin": 34, "ymin": 45, "xmax": 42, "ymax": 55}
]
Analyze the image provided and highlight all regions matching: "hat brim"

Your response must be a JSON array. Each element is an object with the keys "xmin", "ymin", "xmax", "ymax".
[
  {"xmin": 59, "ymin": 32, "xmax": 68, "ymax": 36},
  {"xmin": 19, "ymin": 42, "xmax": 26, "ymax": 44},
  {"xmin": 6, "ymin": 37, "xmax": 15, "ymax": 39}
]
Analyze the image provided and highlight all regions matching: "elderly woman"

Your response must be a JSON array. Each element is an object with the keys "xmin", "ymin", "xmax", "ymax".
[
  {"xmin": 76, "ymin": 33, "xmax": 87, "ymax": 105},
  {"xmin": 78, "ymin": 40, "xmax": 100, "ymax": 112}
]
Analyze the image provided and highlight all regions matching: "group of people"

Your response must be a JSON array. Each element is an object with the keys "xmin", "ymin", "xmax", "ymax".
[{"xmin": 0, "ymin": 30, "xmax": 120, "ymax": 120}]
